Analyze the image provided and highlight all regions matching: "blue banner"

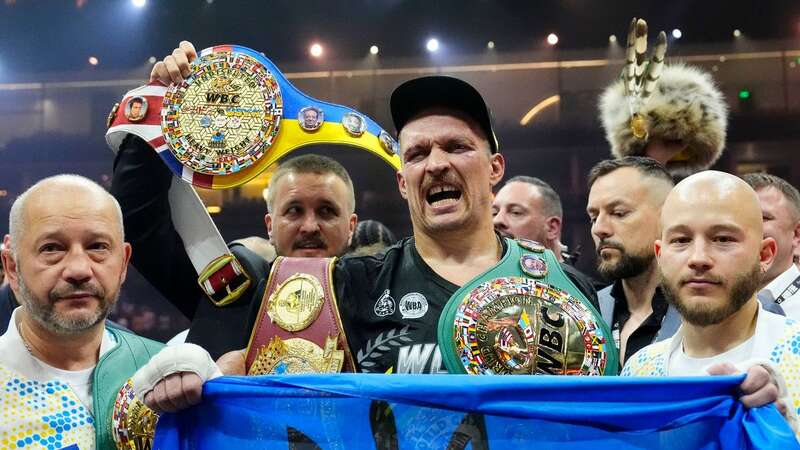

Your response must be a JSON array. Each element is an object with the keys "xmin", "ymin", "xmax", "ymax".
[{"xmin": 153, "ymin": 374, "xmax": 798, "ymax": 450}]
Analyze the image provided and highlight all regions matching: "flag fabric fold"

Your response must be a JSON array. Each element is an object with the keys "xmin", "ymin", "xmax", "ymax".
[{"xmin": 153, "ymin": 374, "xmax": 798, "ymax": 450}]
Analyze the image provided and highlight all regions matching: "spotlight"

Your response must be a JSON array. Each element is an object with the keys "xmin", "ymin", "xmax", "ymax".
[
  {"xmin": 131, "ymin": 0, "xmax": 145, "ymax": 7},
  {"xmin": 609, "ymin": 34, "xmax": 617, "ymax": 44},
  {"xmin": 88, "ymin": 56, "xmax": 99, "ymax": 66},
  {"xmin": 369, "ymin": 45, "xmax": 379, "ymax": 55},
  {"xmin": 426, "ymin": 38, "xmax": 439, "ymax": 53},
  {"xmin": 733, "ymin": 29, "xmax": 742, "ymax": 38},
  {"xmin": 487, "ymin": 41, "xmax": 495, "ymax": 50},
  {"xmin": 672, "ymin": 29, "xmax": 682, "ymax": 39},
  {"xmin": 309, "ymin": 43, "xmax": 323, "ymax": 58},
  {"xmin": 546, "ymin": 33, "xmax": 559, "ymax": 46},
  {"xmin": 148, "ymin": 56, "xmax": 156, "ymax": 64}
]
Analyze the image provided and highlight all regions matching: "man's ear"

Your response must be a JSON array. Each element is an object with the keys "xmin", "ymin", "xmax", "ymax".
[
  {"xmin": 760, "ymin": 236, "xmax": 778, "ymax": 271},
  {"xmin": 1, "ymin": 236, "xmax": 20, "ymax": 292},
  {"xmin": 348, "ymin": 214, "xmax": 358, "ymax": 246},
  {"xmin": 119, "ymin": 242, "xmax": 132, "ymax": 285},
  {"xmin": 396, "ymin": 170, "xmax": 408, "ymax": 200},
  {"xmin": 488, "ymin": 153, "xmax": 505, "ymax": 188},
  {"xmin": 264, "ymin": 213, "xmax": 274, "ymax": 243},
  {"xmin": 545, "ymin": 216, "xmax": 562, "ymax": 241}
]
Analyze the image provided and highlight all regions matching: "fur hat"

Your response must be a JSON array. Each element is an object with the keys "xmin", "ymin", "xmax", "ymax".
[{"xmin": 599, "ymin": 64, "xmax": 728, "ymax": 177}]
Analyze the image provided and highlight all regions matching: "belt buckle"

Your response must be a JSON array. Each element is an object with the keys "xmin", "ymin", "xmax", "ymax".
[{"xmin": 198, "ymin": 253, "xmax": 252, "ymax": 306}]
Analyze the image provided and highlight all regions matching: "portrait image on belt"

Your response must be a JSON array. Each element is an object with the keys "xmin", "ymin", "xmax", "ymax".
[
  {"xmin": 298, "ymin": 106, "xmax": 324, "ymax": 132},
  {"xmin": 125, "ymin": 96, "xmax": 148, "ymax": 122},
  {"xmin": 342, "ymin": 112, "xmax": 366, "ymax": 136}
]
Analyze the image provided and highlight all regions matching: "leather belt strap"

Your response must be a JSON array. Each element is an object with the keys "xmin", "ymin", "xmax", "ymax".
[{"xmin": 244, "ymin": 256, "xmax": 354, "ymax": 374}]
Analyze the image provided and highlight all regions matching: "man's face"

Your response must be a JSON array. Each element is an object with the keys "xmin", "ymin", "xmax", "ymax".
[
  {"xmin": 657, "ymin": 188, "xmax": 770, "ymax": 327},
  {"xmin": 492, "ymin": 182, "xmax": 550, "ymax": 243},
  {"xmin": 2, "ymin": 186, "xmax": 131, "ymax": 335},
  {"xmin": 587, "ymin": 167, "xmax": 662, "ymax": 280},
  {"xmin": 303, "ymin": 110, "xmax": 319, "ymax": 128},
  {"xmin": 266, "ymin": 172, "xmax": 357, "ymax": 257},
  {"xmin": 397, "ymin": 111, "xmax": 504, "ymax": 235},
  {"xmin": 130, "ymin": 101, "xmax": 142, "ymax": 118},
  {"xmin": 755, "ymin": 187, "xmax": 800, "ymax": 281}
]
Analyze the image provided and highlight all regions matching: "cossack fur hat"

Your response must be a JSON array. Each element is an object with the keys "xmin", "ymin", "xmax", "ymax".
[{"xmin": 599, "ymin": 64, "xmax": 728, "ymax": 177}]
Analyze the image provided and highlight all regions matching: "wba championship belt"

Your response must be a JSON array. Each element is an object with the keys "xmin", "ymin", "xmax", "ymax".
[
  {"xmin": 438, "ymin": 238, "xmax": 619, "ymax": 376},
  {"xmin": 244, "ymin": 257, "xmax": 355, "ymax": 375},
  {"xmin": 105, "ymin": 45, "xmax": 401, "ymax": 307}
]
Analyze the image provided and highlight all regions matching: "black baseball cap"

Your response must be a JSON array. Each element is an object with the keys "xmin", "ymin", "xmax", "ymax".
[{"xmin": 390, "ymin": 76, "xmax": 499, "ymax": 153}]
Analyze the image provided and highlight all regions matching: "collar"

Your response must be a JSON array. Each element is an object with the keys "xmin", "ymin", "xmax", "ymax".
[
  {"xmin": 763, "ymin": 264, "xmax": 800, "ymax": 299},
  {"xmin": 609, "ymin": 279, "xmax": 669, "ymax": 316},
  {"xmin": 0, "ymin": 307, "xmax": 117, "ymax": 380},
  {"xmin": 665, "ymin": 301, "xmax": 787, "ymax": 368}
]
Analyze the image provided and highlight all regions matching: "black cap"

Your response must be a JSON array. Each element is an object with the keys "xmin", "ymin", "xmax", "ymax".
[{"xmin": 390, "ymin": 76, "xmax": 499, "ymax": 153}]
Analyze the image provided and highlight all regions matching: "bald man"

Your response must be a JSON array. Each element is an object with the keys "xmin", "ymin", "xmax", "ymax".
[
  {"xmin": 623, "ymin": 171, "xmax": 800, "ymax": 431},
  {"xmin": 0, "ymin": 175, "xmax": 167, "ymax": 449}
]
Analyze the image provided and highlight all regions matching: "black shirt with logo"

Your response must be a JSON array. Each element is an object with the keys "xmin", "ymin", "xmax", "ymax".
[{"xmin": 112, "ymin": 135, "xmax": 597, "ymax": 373}]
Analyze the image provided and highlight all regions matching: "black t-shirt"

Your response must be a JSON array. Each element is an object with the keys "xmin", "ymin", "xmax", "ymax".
[{"xmin": 112, "ymin": 135, "xmax": 597, "ymax": 372}]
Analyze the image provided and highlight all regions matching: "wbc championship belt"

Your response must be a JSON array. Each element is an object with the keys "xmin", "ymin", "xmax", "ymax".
[
  {"xmin": 438, "ymin": 238, "xmax": 619, "ymax": 376},
  {"xmin": 244, "ymin": 257, "xmax": 355, "ymax": 375},
  {"xmin": 106, "ymin": 45, "xmax": 401, "ymax": 307}
]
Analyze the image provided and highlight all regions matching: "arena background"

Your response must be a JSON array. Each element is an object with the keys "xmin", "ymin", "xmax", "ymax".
[{"xmin": 1, "ymin": 0, "xmax": 798, "ymax": 340}]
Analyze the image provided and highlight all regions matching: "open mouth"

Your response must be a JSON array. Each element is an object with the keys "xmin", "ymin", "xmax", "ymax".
[{"xmin": 426, "ymin": 183, "xmax": 462, "ymax": 207}]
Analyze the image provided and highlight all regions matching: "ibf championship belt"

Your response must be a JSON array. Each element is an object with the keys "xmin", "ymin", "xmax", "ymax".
[
  {"xmin": 244, "ymin": 257, "xmax": 355, "ymax": 375},
  {"xmin": 438, "ymin": 238, "xmax": 619, "ymax": 376},
  {"xmin": 106, "ymin": 45, "xmax": 401, "ymax": 307}
]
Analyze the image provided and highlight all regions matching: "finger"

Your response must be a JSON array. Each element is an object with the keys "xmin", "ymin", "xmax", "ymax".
[
  {"xmin": 181, "ymin": 373, "xmax": 204, "ymax": 406},
  {"xmin": 153, "ymin": 378, "xmax": 180, "ymax": 413},
  {"xmin": 216, "ymin": 349, "xmax": 247, "ymax": 375},
  {"xmin": 740, "ymin": 383, "xmax": 779, "ymax": 409},
  {"xmin": 740, "ymin": 366, "xmax": 770, "ymax": 395},
  {"xmin": 706, "ymin": 362, "xmax": 737, "ymax": 376},
  {"xmin": 777, "ymin": 400, "xmax": 788, "ymax": 417},
  {"xmin": 164, "ymin": 372, "xmax": 189, "ymax": 410},
  {"xmin": 171, "ymin": 48, "xmax": 191, "ymax": 78},
  {"xmin": 179, "ymin": 41, "xmax": 198, "ymax": 63},
  {"xmin": 163, "ymin": 56, "xmax": 184, "ymax": 85},
  {"xmin": 143, "ymin": 390, "xmax": 162, "ymax": 414},
  {"xmin": 149, "ymin": 61, "xmax": 165, "ymax": 83}
]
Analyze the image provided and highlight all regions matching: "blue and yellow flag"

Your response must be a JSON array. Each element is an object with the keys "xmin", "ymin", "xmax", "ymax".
[{"xmin": 153, "ymin": 374, "xmax": 797, "ymax": 450}]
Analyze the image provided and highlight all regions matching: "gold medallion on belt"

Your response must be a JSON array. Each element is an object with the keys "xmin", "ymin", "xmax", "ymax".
[{"xmin": 248, "ymin": 272, "xmax": 345, "ymax": 375}]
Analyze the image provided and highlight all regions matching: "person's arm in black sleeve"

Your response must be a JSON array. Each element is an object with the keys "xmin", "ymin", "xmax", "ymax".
[{"xmin": 110, "ymin": 134, "xmax": 202, "ymax": 319}]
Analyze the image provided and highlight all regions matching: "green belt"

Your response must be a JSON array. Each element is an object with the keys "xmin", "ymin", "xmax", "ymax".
[{"xmin": 437, "ymin": 238, "xmax": 619, "ymax": 376}]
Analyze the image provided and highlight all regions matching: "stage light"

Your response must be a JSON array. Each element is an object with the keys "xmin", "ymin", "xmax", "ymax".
[
  {"xmin": 487, "ymin": 41, "xmax": 495, "ymax": 50},
  {"xmin": 309, "ymin": 43, "xmax": 323, "ymax": 58},
  {"xmin": 546, "ymin": 33, "xmax": 559, "ymax": 46},
  {"xmin": 672, "ymin": 29, "xmax": 682, "ymax": 39},
  {"xmin": 131, "ymin": 0, "xmax": 145, "ymax": 7},
  {"xmin": 88, "ymin": 56, "xmax": 99, "ymax": 66},
  {"xmin": 733, "ymin": 29, "xmax": 742, "ymax": 38},
  {"xmin": 738, "ymin": 89, "xmax": 751, "ymax": 100},
  {"xmin": 369, "ymin": 45, "xmax": 379, "ymax": 55},
  {"xmin": 426, "ymin": 38, "xmax": 439, "ymax": 53},
  {"xmin": 609, "ymin": 34, "xmax": 617, "ymax": 44},
  {"xmin": 148, "ymin": 56, "xmax": 156, "ymax": 64}
]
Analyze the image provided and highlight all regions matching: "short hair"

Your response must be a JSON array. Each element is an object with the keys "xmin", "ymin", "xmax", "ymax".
[
  {"xmin": 130, "ymin": 98, "xmax": 143, "ymax": 105},
  {"xmin": 741, "ymin": 173, "xmax": 800, "ymax": 219},
  {"xmin": 9, "ymin": 174, "xmax": 124, "ymax": 259},
  {"xmin": 504, "ymin": 176, "xmax": 563, "ymax": 218},
  {"xmin": 266, "ymin": 154, "xmax": 355, "ymax": 214},
  {"xmin": 587, "ymin": 156, "xmax": 674, "ymax": 189}
]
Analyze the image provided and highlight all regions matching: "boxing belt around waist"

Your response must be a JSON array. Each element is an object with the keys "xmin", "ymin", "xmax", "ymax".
[
  {"xmin": 438, "ymin": 238, "xmax": 619, "ymax": 376},
  {"xmin": 244, "ymin": 257, "xmax": 355, "ymax": 375}
]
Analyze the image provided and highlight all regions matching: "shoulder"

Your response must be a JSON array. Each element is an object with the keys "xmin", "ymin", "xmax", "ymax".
[
  {"xmin": 108, "ymin": 327, "xmax": 165, "ymax": 355},
  {"xmin": 621, "ymin": 339, "xmax": 671, "ymax": 376}
]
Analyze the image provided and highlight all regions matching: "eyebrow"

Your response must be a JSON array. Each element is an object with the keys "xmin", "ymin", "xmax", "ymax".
[{"xmin": 663, "ymin": 223, "xmax": 743, "ymax": 235}]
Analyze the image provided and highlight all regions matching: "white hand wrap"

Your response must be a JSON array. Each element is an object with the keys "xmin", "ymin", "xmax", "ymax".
[{"xmin": 131, "ymin": 343, "xmax": 223, "ymax": 401}]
